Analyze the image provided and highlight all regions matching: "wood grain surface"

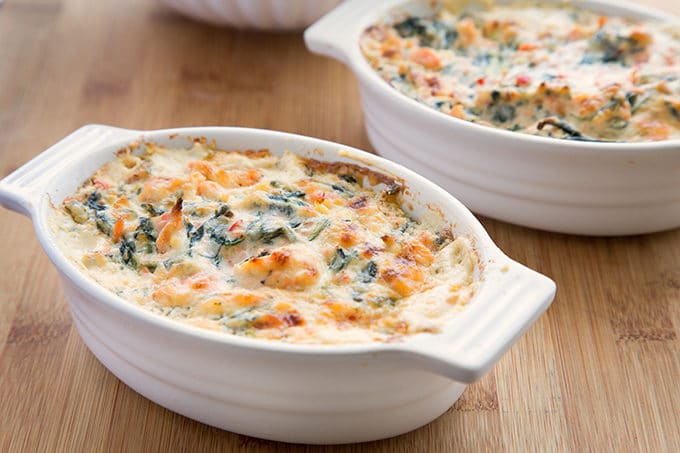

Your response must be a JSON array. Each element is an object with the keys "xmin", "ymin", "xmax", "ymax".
[{"xmin": 1, "ymin": 0, "xmax": 679, "ymax": 451}]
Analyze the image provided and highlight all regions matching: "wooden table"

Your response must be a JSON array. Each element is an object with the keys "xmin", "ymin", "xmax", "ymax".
[{"xmin": 1, "ymin": 0, "xmax": 678, "ymax": 451}]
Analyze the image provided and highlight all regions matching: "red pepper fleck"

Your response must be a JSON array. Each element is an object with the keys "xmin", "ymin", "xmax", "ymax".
[
  {"xmin": 229, "ymin": 219, "xmax": 243, "ymax": 232},
  {"xmin": 310, "ymin": 190, "xmax": 326, "ymax": 203},
  {"xmin": 283, "ymin": 312, "xmax": 305, "ymax": 327},
  {"xmin": 516, "ymin": 75, "xmax": 531, "ymax": 86},
  {"xmin": 476, "ymin": 78, "xmax": 485, "ymax": 85},
  {"xmin": 425, "ymin": 76, "xmax": 440, "ymax": 89}
]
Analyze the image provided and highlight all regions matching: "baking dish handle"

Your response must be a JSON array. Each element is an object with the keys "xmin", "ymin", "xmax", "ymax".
[
  {"xmin": 402, "ymin": 262, "xmax": 556, "ymax": 383},
  {"xmin": 304, "ymin": 0, "xmax": 386, "ymax": 65},
  {"xmin": 0, "ymin": 124, "xmax": 132, "ymax": 218}
]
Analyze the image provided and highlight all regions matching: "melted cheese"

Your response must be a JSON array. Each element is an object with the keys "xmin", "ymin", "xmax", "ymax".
[
  {"xmin": 360, "ymin": 3, "xmax": 680, "ymax": 142},
  {"xmin": 51, "ymin": 141, "xmax": 478, "ymax": 344}
]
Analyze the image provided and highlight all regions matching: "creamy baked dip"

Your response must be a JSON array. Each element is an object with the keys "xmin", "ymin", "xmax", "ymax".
[
  {"xmin": 51, "ymin": 140, "xmax": 478, "ymax": 344},
  {"xmin": 360, "ymin": 2, "xmax": 680, "ymax": 142}
]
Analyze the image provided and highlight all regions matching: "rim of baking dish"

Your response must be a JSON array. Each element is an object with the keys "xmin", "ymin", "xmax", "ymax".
[{"xmin": 308, "ymin": 0, "xmax": 680, "ymax": 153}]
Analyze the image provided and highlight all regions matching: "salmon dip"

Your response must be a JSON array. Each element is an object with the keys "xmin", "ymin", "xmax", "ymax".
[
  {"xmin": 360, "ymin": 2, "xmax": 680, "ymax": 142},
  {"xmin": 51, "ymin": 140, "xmax": 479, "ymax": 344}
]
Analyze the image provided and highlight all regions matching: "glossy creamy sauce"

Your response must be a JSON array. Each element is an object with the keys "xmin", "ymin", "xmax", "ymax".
[
  {"xmin": 50, "ymin": 141, "xmax": 478, "ymax": 344},
  {"xmin": 360, "ymin": 3, "xmax": 680, "ymax": 142}
]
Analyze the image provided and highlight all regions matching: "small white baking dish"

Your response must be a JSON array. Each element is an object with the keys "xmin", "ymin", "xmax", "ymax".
[
  {"xmin": 0, "ymin": 125, "xmax": 554, "ymax": 444},
  {"xmin": 305, "ymin": 0, "xmax": 680, "ymax": 236},
  {"xmin": 159, "ymin": 0, "xmax": 342, "ymax": 30}
]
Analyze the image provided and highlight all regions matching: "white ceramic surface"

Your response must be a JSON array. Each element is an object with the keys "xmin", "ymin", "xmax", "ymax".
[
  {"xmin": 159, "ymin": 0, "xmax": 342, "ymax": 30},
  {"xmin": 0, "ymin": 125, "xmax": 555, "ymax": 444},
  {"xmin": 304, "ymin": 0, "xmax": 680, "ymax": 236}
]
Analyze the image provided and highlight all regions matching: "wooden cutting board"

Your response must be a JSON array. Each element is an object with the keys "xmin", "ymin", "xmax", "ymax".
[{"xmin": 0, "ymin": 0, "xmax": 678, "ymax": 451}]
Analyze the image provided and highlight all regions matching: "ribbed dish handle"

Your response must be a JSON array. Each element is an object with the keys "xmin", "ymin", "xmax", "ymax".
[
  {"xmin": 0, "ymin": 125, "xmax": 133, "ymax": 218},
  {"xmin": 304, "ymin": 0, "xmax": 394, "ymax": 64},
  {"xmin": 404, "ymin": 262, "xmax": 556, "ymax": 383}
]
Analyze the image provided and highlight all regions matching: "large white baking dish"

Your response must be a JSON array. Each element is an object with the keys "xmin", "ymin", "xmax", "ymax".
[
  {"xmin": 305, "ymin": 0, "xmax": 680, "ymax": 236},
  {"xmin": 0, "ymin": 125, "xmax": 555, "ymax": 444},
  {"xmin": 159, "ymin": 0, "xmax": 342, "ymax": 30}
]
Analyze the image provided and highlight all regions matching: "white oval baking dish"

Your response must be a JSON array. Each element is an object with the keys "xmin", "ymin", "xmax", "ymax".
[
  {"xmin": 305, "ymin": 0, "xmax": 680, "ymax": 236},
  {"xmin": 0, "ymin": 125, "xmax": 555, "ymax": 444},
  {"xmin": 159, "ymin": 0, "xmax": 342, "ymax": 30}
]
